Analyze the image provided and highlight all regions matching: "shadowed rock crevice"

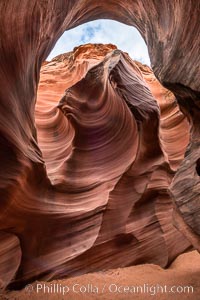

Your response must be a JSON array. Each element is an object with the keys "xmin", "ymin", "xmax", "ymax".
[
  {"xmin": 196, "ymin": 158, "xmax": 200, "ymax": 176},
  {"xmin": 0, "ymin": 0, "xmax": 199, "ymax": 290},
  {"xmin": 3, "ymin": 44, "xmax": 191, "ymax": 289}
]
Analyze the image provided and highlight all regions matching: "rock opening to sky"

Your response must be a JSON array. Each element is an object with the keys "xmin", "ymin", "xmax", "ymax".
[{"xmin": 48, "ymin": 20, "xmax": 150, "ymax": 65}]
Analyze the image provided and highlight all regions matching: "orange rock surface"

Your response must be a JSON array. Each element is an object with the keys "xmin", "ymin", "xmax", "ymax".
[
  {"xmin": 0, "ymin": 0, "xmax": 199, "ymax": 291},
  {"xmin": 0, "ymin": 44, "xmax": 191, "ymax": 289}
]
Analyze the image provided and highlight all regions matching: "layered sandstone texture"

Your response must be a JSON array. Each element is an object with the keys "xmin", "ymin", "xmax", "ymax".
[
  {"xmin": 0, "ymin": 43, "xmax": 191, "ymax": 289},
  {"xmin": 4, "ymin": 250, "xmax": 200, "ymax": 300},
  {"xmin": 0, "ymin": 0, "xmax": 199, "ymax": 291}
]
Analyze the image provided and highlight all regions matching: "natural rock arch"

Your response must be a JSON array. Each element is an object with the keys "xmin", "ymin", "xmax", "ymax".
[{"xmin": 0, "ymin": 0, "xmax": 199, "ymax": 289}]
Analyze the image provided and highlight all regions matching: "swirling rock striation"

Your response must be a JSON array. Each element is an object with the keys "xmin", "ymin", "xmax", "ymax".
[
  {"xmin": 0, "ymin": 43, "xmax": 191, "ymax": 289},
  {"xmin": 0, "ymin": 0, "xmax": 199, "ymax": 290}
]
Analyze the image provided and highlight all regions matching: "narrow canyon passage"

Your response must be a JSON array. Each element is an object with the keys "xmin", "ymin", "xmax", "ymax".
[{"xmin": 0, "ymin": 0, "xmax": 199, "ymax": 291}]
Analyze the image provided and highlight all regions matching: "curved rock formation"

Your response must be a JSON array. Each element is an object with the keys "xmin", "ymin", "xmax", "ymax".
[
  {"xmin": 0, "ymin": 233, "xmax": 21, "ymax": 289},
  {"xmin": 0, "ymin": 0, "xmax": 199, "ymax": 290},
  {"xmin": 0, "ymin": 42, "xmax": 191, "ymax": 289}
]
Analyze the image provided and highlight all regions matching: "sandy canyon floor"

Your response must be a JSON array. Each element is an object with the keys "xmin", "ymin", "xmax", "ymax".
[{"xmin": 1, "ymin": 250, "xmax": 199, "ymax": 300}]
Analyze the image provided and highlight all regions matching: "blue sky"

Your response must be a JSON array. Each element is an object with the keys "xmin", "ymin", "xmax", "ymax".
[{"xmin": 48, "ymin": 20, "xmax": 150, "ymax": 65}]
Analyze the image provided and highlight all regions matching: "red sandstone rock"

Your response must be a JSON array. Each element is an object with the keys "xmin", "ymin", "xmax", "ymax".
[
  {"xmin": 0, "ymin": 43, "xmax": 191, "ymax": 289},
  {"xmin": 134, "ymin": 61, "xmax": 190, "ymax": 171},
  {"xmin": 0, "ymin": 0, "xmax": 199, "ymax": 290}
]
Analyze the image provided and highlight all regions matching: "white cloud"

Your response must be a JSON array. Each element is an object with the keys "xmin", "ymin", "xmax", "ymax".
[{"xmin": 48, "ymin": 20, "xmax": 150, "ymax": 65}]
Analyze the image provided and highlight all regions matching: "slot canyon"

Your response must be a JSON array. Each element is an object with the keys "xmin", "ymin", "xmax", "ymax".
[{"xmin": 0, "ymin": 1, "xmax": 200, "ymax": 299}]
